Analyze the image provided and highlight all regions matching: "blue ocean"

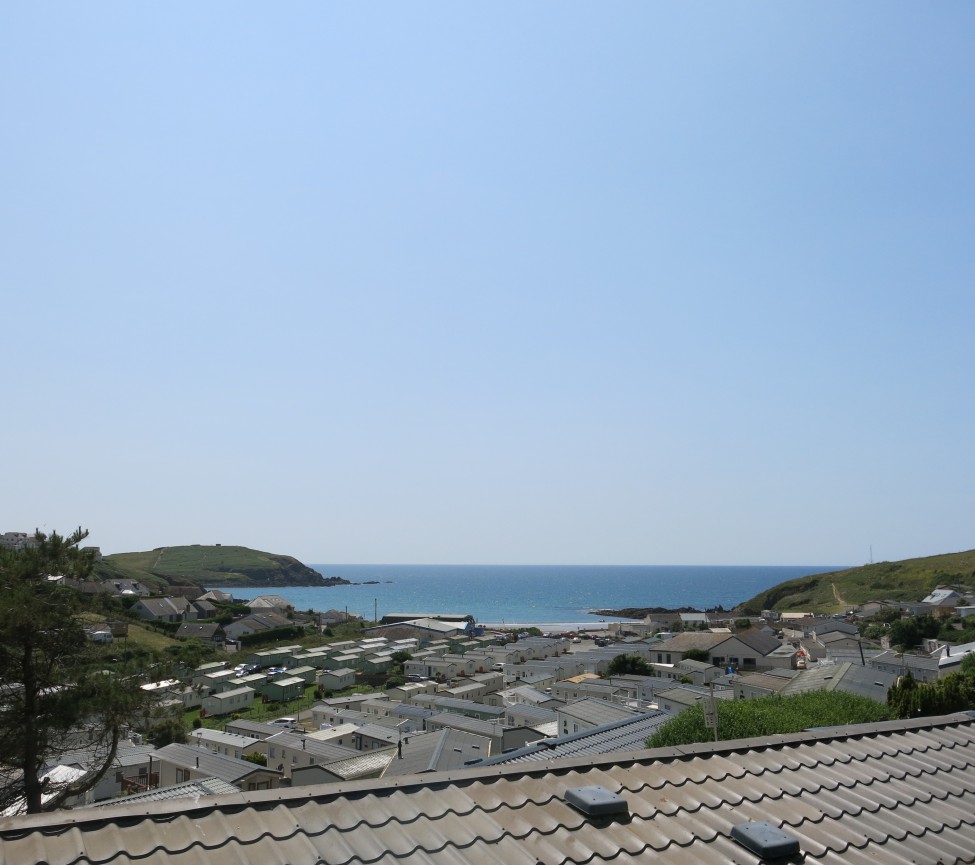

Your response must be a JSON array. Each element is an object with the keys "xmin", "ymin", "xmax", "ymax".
[{"xmin": 220, "ymin": 564, "xmax": 843, "ymax": 627}]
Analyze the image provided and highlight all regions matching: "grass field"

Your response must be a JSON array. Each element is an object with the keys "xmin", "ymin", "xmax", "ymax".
[
  {"xmin": 98, "ymin": 544, "xmax": 322, "ymax": 589},
  {"xmin": 740, "ymin": 548, "xmax": 975, "ymax": 614},
  {"xmin": 78, "ymin": 612, "xmax": 181, "ymax": 653}
]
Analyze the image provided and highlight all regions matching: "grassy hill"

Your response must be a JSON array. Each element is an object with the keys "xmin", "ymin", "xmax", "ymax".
[
  {"xmin": 96, "ymin": 544, "xmax": 327, "ymax": 591},
  {"xmin": 738, "ymin": 549, "xmax": 975, "ymax": 615}
]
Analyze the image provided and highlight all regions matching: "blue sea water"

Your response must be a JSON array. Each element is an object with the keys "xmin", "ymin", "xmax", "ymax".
[{"xmin": 220, "ymin": 564, "xmax": 844, "ymax": 627}]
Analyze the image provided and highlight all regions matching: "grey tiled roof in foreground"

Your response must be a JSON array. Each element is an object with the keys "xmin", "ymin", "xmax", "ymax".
[{"xmin": 1, "ymin": 712, "xmax": 974, "ymax": 865}]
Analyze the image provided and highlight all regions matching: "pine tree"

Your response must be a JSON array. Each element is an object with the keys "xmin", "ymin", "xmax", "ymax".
[{"xmin": 0, "ymin": 528, "xmax": 152, "ymax": 813}]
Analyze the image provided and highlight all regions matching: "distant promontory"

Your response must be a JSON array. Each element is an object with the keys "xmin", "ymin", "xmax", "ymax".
[
  {"xmin": 593, "ymin": 548, "xmax": 975, "ymax": 619},
  {"xmin": 95, "ymin": 545, "xmax": 345, "ymax": 592}
]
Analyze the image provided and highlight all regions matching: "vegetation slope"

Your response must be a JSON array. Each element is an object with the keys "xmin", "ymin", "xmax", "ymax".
[
  {"xmin": 95, "ymin": 544, "xmax": 331, "ymax": 592},
  {"xmin": 737, "ymin": 549, "xmax": 975, "ymax": 615}
]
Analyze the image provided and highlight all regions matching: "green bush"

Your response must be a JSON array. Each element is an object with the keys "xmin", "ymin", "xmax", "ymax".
[{"xmin": 647, "ymin": 691, "xmax": 890, "ymax": 748}]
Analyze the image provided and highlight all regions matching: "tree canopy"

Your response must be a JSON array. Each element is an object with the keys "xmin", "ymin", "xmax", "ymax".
[
  {"xmin": 0, "ymin": 529, "xmax": 154, "ymax": 814},
  {"xmin": 606, "ymin": 654, "xmax": 652, "ymax": 676},
  {"xmin": 887, "ymin": 615, "xmax": 941, "ymax": 651},
  {"xmin": 887, "ymin": 654, "xmax": 975, "ymax": 719}
]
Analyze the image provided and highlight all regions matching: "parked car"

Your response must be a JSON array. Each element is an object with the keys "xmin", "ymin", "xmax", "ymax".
[{"xmin": 269, "ymin": 717, "xmax": 298, "ymax": 728}]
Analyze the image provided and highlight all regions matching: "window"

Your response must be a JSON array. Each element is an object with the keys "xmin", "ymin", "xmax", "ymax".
[
  {"xmin": 176, "ymin": 769, "xmax": 190, "ymax": 783},
  {"xmin": 115, "ymin": 771, "xmax": 124, "ymax": 783}
]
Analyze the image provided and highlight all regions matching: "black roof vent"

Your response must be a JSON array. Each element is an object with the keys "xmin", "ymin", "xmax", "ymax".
[
  {"xmin": 731, "ymin": 822, "xmax": 800, "ymax": 859},
  {"xmin": 564, "ymin": 785, "xmax": 628, "ymax": 817}
]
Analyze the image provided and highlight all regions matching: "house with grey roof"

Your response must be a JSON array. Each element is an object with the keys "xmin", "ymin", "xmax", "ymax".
[
  {"xmin": 106, "ymin": 579, "xmax": 150, "ymax": 597},
  {"xmin": 556, "ymin": 697, "xmax": 642, "ymax": 736},
  {"xmin": 45, "ymin": 742, "xmax": 158, "ymax": 803},
  {"xmin": 131, "ymin": 596, "xmax": 191, "ymax": 623},
  {"xmin": 88, "ymin": 776, "xmax": 241, "ymax": 806},
  {"xmin": 816, "ymin": 629, "xmax": 864, "ymax": 654},
  {"xmin": 246, "ymin": 594, "xmax": 291, "ymax": 611},
  {"xmin": 764, "ymin": 641, "xmax": 801, "ymax": 669},
  {"xmin": 710, "ymin": 628, "xmax": 783, "ymax": 671},
  {"xmin": 385, "ymin": 680, "xmax": 438, "ymax": 702},
  {"xmin": 424, "ymin": 713, "xmax": 542, "ymax": 754},
  {"xmin": 674, "ymin": 658, "xmax": 724, "ymax": 685},
  {"xmin": 260, "ymin": 731, "xmax": 359, "ymax": 778},
  {"xmin": 780, "ymin": 662, "xmax": 897, "ymax": 702},
  {"xmin": 200, "ymin": 685, "xmax": 256, "ymax": 717},
  {"xmin": 871, "ymin": 638, "xmax": 975, "ymax": 683},
  {"xmin": 389, "ymin": 704, "xmax": 438, "ymax": 733},
  {"xmin": 187, "ymin": 728, "xmax": 261, "ymax": 760},
  {"xmin": 505, "ymin": 702, "xmax": 558, "ymax": 729},
  {"xmin": 478, "ymin": 710, "xmax": 675, "ymax": 766},
  {"xmin": 223, "ymin": 719, "xmax": 286, "ymax": 741},
  {"xmin": 550, "ymin": 675, "xmax": 630, "ymax": 703},
  {"xmin": 869, "ymin": 648, "xmax": 946, "ymax": 683},
  {"xmin": 289, "ymin": 749, "xmax": 395, "ymax": 786},
  {"xmin": 260, "ymin": 675, "xmax": 304, "ymax": 703},
  {"xmin": 651, "ymin": 631, "xmax": 727, "ymax": 664},
  {"xmin": 730, "ymin": 670, "xmax": 797, "ymax": 700},
  {"xmin": 190, "ymin": 597, "xmax": 216, "ymax": 616},
  {"xmin": 653, "ymin": 683, "xmax": 734, "ymax": 714},
  {"xmin": 174, "ymin": 621, "xmax": 225, "ymax": 643},
  {"xmin": 195, "ymin": 668, "xmax": 237, "ymax": 691},
  {"xmin": 196, "ymin": 589, "xmax": 235, "ymax": 603},
  {"xmin": 425, "ymin": 696, "xmax": 506, "ymax": 722},
  {"xmin": 921, "ymin": 588, "xmax": 964, "ymax": 610},
  {"xmin": 382, "ymin": 728, "xmax": 492, "ymax": 776},
  {"xmin": 224, "ymin": 611, "xmax": 292, "ymax": 641},
  {"xmin": 811, "ymin": 618, "xmax": 859, "ymax": 639},
  {"xmin": 503, "ymin": 683, "xmax": 563, "ymax": 709},
  {"xmin": 351, "ymin": 722, "xmax": 410, "ymax": 752},
  {"xmin": 151, "ymin": 743, "xmax": 282, "ymax": 791},
  {"xmin": 304, "ymin": 724, "xmax": 360, "ymax": 749}
]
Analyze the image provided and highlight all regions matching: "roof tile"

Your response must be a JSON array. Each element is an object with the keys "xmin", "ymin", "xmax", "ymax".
[{"xmin": 4, "ymin": 715, "xmax": 975, "ymax": 865}]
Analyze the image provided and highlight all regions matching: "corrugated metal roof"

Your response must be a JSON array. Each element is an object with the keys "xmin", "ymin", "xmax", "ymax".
[
  {"xmin": 781, "ymin": 663, "xmax": 897, "ymax": 701},
  {"xmin": 88, "ymin": 777, "xmax": 242, "ymax": 806},
  {"xmin": 293, "ymin": 749, "xmax": 396, "ymax": 782},
  {"xmin": 2, "ymin": 714, "xmax": 974, "ymax": 865},
  {"xmin": 153, "ymin": 744, "xmax": 280, "ymax": 784},
  {"xmin": 557, "ymin": 697, "xmax": 641, "ymax": 727},
  {"xmin": 481, "ymin": 711, "xmax": 674, "ymax": 765}
]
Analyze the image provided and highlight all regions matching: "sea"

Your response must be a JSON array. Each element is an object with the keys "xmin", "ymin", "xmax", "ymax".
[{"xmin": 217, "ymin": 564, "xmax": 844, "ymax": 628}]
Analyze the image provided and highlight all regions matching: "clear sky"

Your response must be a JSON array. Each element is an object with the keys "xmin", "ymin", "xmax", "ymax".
[{"xmin": 2, "ymin": 4, "xmax": 973, "ymax": 566}]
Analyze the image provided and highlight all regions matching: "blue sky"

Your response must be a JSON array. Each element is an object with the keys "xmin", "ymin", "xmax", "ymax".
[{"xmin": 2, "ymin": 4, "xmax": 973, "ymax": 566}]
